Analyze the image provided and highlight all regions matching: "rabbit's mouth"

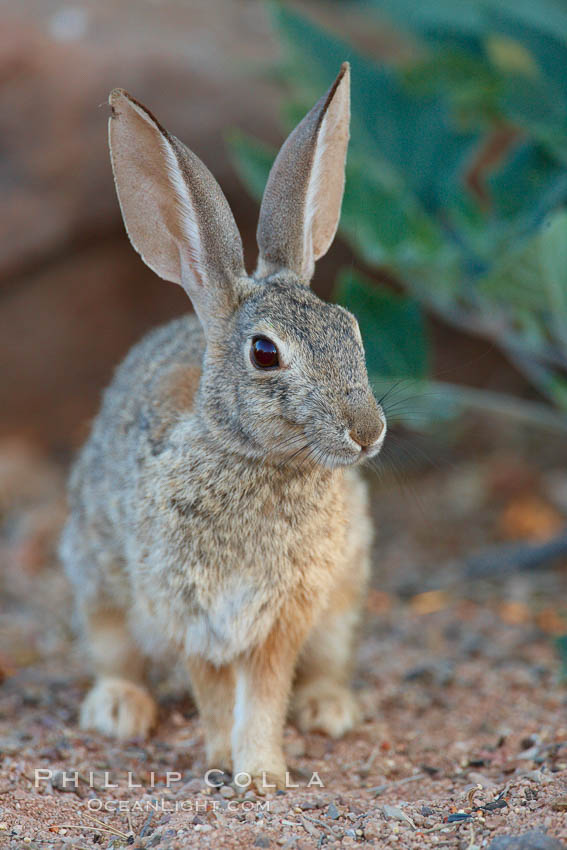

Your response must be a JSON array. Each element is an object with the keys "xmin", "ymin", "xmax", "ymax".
[
  {"xmin": 271, "ymin": 415, "xmax": 386, "ymax": 470},
  {"xmin": 303, "ymin": 423, "xmax": 387, "ymax": 470}
]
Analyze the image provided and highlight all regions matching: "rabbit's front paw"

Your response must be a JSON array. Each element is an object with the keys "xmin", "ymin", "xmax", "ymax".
[
  {"xmin": 235, "ymin": 767, "xmax": 287, "ymax": 795},
  {"xmin": 292, "ymin": 681, "xmax": 360, "ymax": 739},
  {"xmin": 205, "ymin": 738, "xmax": 233, "ymax": 774},
  {"xmin": 249, "ymin": 770, "xmax": 287, "ymax": 795},
  {"xmin": 80, "ymin": 677, "xmax": 157, "ymax": 740},
  {"xmin": 233, "ymin": 753, "xmax": 287, "ymax": 795}
]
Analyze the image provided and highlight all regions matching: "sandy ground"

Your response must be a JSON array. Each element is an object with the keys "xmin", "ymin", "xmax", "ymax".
[{"xmin": 1, "ymin": 426, "xmax": 566, "ymax": 849}]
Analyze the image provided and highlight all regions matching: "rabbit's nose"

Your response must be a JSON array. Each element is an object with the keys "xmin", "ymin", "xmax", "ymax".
[{"xmin": 349, "ymin": 416, "xmax": 384, "ymax": 449}]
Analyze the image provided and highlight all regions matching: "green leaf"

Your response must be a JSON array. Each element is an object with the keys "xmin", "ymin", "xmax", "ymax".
[
  {"xmin": 478, "ymin": 235, "xmax": 543, "ymax": 312},
  {"xmin": 549, "ymin": 375, "xmax": 567, "ymax": 412},
  {"xmin": 272, "ymin": 5, "xmax": 476, "ymax": 212},
  {"xmin": 227, "ymin": 130, "xmax": 274, "ymax": 202},
  {"xmin": 555, "ymin": 633, "xmax": 567, "ymax": 681},
  {"xmin": 540, "ymin": 211, "xmax": 567, "ymax": 346},
  {"xmin": 492, "ymin": 0, "xmax": 567, "ymax": 46},
  {"xmin": 486, "ymin": 2, "xmax": 567, "ymax": 100},
  {"xmin": 479, "ymin": 209, "xmax": 567, "ymax": 318},
  {"xmin": 341, "ymin": 157, "xmax": 447, "ymax": 264},
  {"xmin": 402, "ymin": 47, "xmax": 501, "ymax": 124},
  {"xmin": 366, "ymin": 2, "xmax": 567, "ymax": 161},
  {"xmin": 488, "ymin": 141, "xmax": 565, "ymax": 223},
  {"xmin": 497, "ymin": 75, "xmax": 567, "ymax": 162},
  {"xmin": 335, "ymin": 268, "xmax": 430, "ymax": 379},
  {"xmin": 361, "ymin": 0, "xmax": 486, "ymax": 53},
  {"xmin": 364, "ymin": 0, "xmax": 567, "ymax": 64}
]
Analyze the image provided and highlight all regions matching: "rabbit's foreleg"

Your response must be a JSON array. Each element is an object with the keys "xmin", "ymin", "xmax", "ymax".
[
  {"xmin": 187, "ymin": 657, "xmax": 235, "ymax": 773},
  {"xmin": 231, "ymin": 613, "xmax": 310, "ymax": 793}
]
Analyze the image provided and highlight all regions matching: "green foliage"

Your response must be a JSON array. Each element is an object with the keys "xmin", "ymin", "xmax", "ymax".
[
  {"xmin": 228, "ymin": 130, "xmax": 275, "ymax": 203},
  {"xmin": 229, "ymin": 2, "xmax": 567, "ymax": 430},
  {"xmin": 335, "ymin": 270, "xmax": 430, "ymax": 380},
  {"xmin": 556, "ymin": 633, "xmax": 567, "ymax": 681}
]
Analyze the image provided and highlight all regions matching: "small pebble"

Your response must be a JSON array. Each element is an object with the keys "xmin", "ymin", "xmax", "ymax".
[
  {"xmin": 551, "ymin": 796, "xmax": 567, "ymax": 812},
  {"xmin": 364, "ymin": 819, "xmax": 381, "ymax": 839},
  {"xmin": 51, "ymin": 771, "xmax": 79, "ymax": 793},
  {"xmin": 382, "ymin": 805, "xmax": 408, "ymax": 822},
  {"xmin": 327, "ymin": 802, "xmax": 339, "ymax": 820},
  {"xmin": 487, "ymin": 830, "xmax": 566, "ymax": 849}
]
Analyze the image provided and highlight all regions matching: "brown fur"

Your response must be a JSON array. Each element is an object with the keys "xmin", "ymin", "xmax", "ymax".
[{"xmin": 60, "ymin": 65, "xmax": 386, "ymax": 791}]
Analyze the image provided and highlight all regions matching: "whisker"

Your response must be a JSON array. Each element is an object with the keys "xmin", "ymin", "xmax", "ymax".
[
  {"xmin": 375, "ymin": 448, "xmax": 427, "ymax": 519},
  {"xmin": 375, "ymin": 377, "xmax": 414, "ymax": 407},
  {"xmin": 298, "ymin": 446, "xmax": 317, "ymax": 471},
  {"xmin": 381, "ymin": 392, "xmax": 444, "ymax": 414},
  {"xmin": 373, "ymin": 376, "xmax": 414, "ymax": 392},
  {"xmin": 365, "ymin": 455, "xmax": 384, "ymax": 483},
  {"xmin": 270, "ymin": 433, "xmax": 305, "ymax": 454},
  {"xmin": 386, "ymin": 430, "xmax": 453, "ymax": 474},
  {"xmin": 264, "ymin": 432, "xmax": 307, "ymax": 468},
  {"xmin": 277, "ymin": 442, "xmax": 310, "ymax": 470}
]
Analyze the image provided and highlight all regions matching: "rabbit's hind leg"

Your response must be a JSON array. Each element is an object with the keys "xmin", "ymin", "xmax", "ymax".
[
  {"xmin": 187, "ymin": 658, "xmax": 234, "ymax": 773},
  {"xmin": 291, "ymin": 533, "xmax": 370, "ymax": 739},
  {"xmin": 291, "ymin": 610, "xmax": 361, "ymax": 739},
  {"xmin": 79, "ymin": 606, "xmax": 157, "ymax": 740}
]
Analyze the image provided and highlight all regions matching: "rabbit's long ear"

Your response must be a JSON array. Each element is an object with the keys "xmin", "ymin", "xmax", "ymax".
[
  {"xmin": 256, "ymin": 63, "xmax": 350, "ymax": 284},
  {"xmin": 109, "ymin": 89, "xmax": 246, "ymax": 328}
]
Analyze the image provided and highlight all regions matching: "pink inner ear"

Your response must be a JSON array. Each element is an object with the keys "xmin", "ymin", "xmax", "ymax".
[
  {"xmin": 307, "ymin": 71, "xmax": 350, "ymax": 266},
  {"xmin": 161, "ymin": 142, "xmax": 207, "ymax": 290},
  {"xmin": 109, "ymin": 88, "xmax": 245, "ymax": 331}
]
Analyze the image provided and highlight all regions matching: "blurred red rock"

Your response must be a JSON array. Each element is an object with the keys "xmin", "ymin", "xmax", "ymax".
[{"xmin": 0, "ymin": 0, "xmax": 280, "ymax": 451}]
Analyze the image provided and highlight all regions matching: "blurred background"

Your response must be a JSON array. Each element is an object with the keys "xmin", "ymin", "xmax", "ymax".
[
  {"xmin": 1, "ymin": 0, "xmax": 282, "ymax": 452},
  {"xmin": 1, "ymin": 1, "xmax": 567, "ymax": 841},
  {"xmin": 3, "ymin": 0, "xmax": 567, "ymax": 457}
]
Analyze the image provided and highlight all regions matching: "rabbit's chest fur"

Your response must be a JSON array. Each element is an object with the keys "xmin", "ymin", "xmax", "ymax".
[{"xmin": 127, "ymin": 439, "xmax": 349, "ymax": 664}]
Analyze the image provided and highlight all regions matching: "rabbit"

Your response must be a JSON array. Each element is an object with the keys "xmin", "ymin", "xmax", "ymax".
[{"xmin": 59, "ymin": 62, "xmax": 386, "ymax": 792}]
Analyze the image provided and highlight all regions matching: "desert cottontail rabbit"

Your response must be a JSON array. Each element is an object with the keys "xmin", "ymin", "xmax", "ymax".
[{"xmin": 60, "ymin": 63, "xmax": 386, "ymax": 791}]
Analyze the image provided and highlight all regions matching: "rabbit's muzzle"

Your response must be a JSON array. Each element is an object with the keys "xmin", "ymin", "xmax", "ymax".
[
  {"xmin": 349, "ymin": 416, "xmax": 384, "ymax": 450},
  {"xmin": 345, "ymin": 394, "xmax": 386, "ymax": 458}
]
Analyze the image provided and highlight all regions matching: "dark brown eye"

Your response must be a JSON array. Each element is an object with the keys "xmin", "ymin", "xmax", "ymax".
[{"xmin": 251, "ymin": 336, "xmax": 279, "ymax": 369}]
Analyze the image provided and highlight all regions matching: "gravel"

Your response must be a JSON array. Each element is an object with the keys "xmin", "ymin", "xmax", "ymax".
[{"xmin": 1, "ymin": 433, "xmax": 567, "ymax": 848}]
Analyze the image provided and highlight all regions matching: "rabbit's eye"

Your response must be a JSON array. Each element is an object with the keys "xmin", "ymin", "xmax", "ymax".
[{"xmin": 251, "ymin": 336, "xmax": 279, "ymax": 369}]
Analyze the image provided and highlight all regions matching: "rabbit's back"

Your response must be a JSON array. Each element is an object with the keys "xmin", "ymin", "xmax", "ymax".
[
  {"xmin": 61, "ymin": 313, "xmax": 204, "ymax": 604},
  {"xmin": 107, "ymin": 312, "xmax": 204, "ymax": 456},
  {"xmin": 78, "ymin": 311, "xmax": 203, "ymax": 486}
]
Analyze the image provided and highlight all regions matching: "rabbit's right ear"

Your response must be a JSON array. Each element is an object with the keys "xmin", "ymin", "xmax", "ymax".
[
  {"xmin": 256, "ymin": 63, "xmax": 350, "ymax": 284},
  {"xmin": 108, "ymin": 90, "xmax": 246, "ymax": 329}
]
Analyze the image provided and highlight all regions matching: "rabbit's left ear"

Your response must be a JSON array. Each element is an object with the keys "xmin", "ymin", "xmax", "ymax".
[
  {"xmin": 256, "ymin": 63, "xmax": 350, "ymax": 284},
  {"xmin": 108, "ymin": 89, "xmax": 246, "ymax": 330}
]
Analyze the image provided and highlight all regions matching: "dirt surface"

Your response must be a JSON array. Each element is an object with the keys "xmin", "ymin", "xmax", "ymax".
[{"xmin": 1, "ymin": 427, "xmax": 567, "ymax": 849}]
